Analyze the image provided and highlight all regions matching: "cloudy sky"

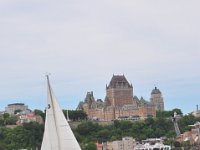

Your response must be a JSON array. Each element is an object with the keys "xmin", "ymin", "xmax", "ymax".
[{"xmin": 0, "ymin": 0, "xmax": 200, "ymax": 114}]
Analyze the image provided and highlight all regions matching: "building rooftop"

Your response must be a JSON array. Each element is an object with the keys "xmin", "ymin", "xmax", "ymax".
[
  {"xmin": 151, "ymin": 87, "xmax": 161, "ymax": 94},
  {"xmin": 8, "ymin": 103, "xmax": 25, "ymax": 106},
  {"xmin": 107, "ymin": 75, "xmax": 132, "ymax": 88}
]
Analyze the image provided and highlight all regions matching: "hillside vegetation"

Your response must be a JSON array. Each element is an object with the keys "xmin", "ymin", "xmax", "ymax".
[{"xmin": 0, "ymin": 109, "xmax": 199, "ymax": 150}]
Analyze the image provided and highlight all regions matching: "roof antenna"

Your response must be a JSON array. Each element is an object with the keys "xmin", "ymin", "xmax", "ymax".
[{"xmin": 154, "ymin": 84, "xmax": 157, "ymax": 89}]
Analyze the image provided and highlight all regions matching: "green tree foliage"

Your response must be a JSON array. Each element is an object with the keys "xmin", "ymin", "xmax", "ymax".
[
  {"xmin": 76, "ymin": 121, "xmax": 102, "ymax": 140},
  {"xmin": 0, "ymin": 122, "xmax": 44, "ymax": 150},
  {"xmin": 75, "ymin": 119, "xmax": 174, "ymax": 144},
  {"xmin": 34, "ymin": 109, "xmax": 45, "ymax": 121},
  {"xmin": 174, "ymin": 141, "xmax": 181, "ymax": 147},
  {"xmin": 181, "ymin": 141, "xmax": 191, "ymax": 147},
  {"xmin": 74, "ymin": 109, "xmax": 200, "ymax": 148},
  {"xmin": 63, "ymin": 110, "xmax": 87, "ymax": 121},
  {"xmin": 0, "ymin": 108, "xmax": 199, "ymax": 149},
  {"xmin": 0, "ymin": 113, "xmax": 17, "ymax": 126},
  {"xmin": 23, "ymin": 122, "xmax": 44, "ymax": 148},
  {"xmin": 156, "ymin": 108, "xmax": 183, "ymax": 118},
  {"xmin": 3, "ymin": 113, "xmax": 10, "ymax": 125},
  {"xmin": 84, "ymin": 142, "xmax": 97, "ymax": 150},
  {"xmin": 178, "ymin": 114, "xmax": 198, "ymax": 133},
  {"xmin": 97, "ymin": 129, "xmax": 110, "ymax": 141},
  {"xmin": 0, "ymin": 117, "xmax": 4, "ymax": 126},
  {"xmin": 6, "ymin": 116, "xmax": 17, "ymax": 125}
]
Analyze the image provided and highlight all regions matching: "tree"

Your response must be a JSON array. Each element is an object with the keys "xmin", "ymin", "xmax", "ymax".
[
  {"xmin": 84, "ymin": 142, "xmax": 97, "ymax": 150},
  {"xmin": 172, "ymin": 108, "xmax": 183, "ymax": 116},
  {"xmin": 174, "ymin": 141, "xmax": 181, "ymax": 147},
  {"xmin": 0, "ymin": 122, "xmax": 44, "ymax": 150},
  {"xmin": 77, "ymin": 122, "xmax": 102, "ymax": 137},
  {"xmin": 0, "ymin": 141, "xmax": 6, "ymax": 150},
  {"xmin": 1, "ymin": 114, "xmax": 17, "ymax": 125},
  {"xmin": 0, "ymin": 118, "xmax": 4, "ymax": 126},
  {"xmin": 181, "ymin": 141, "xmax": 190, "ymax": 147},
  {"xmin": 23, "ymin": 122, "xmax": 44, "ymax": 149},
  {"xmin": 63, "ymin": 110, "xmax": 87, "ymax": 121},
  {"xmin": 34, "ymin": 109, "xmax": 45, "ymax": 121},
  {"xmin": 156, "ymin": 108, "xmax": 183, "ymax": 118},
  {"xmin": 3, "ymin": 126, "xmax": 29, "ymax": 149},
  {"xmin": 97, "ymin": 129, "xmax": 110, "ymax": 141},
  {"xmin": 178, "ymin": 114, "xmax": 197, "ymax": 133},
  {"xmin": 6, "ymin": 116, "xmax": 17, "ymax": 125},
  {"xmin": 113, "ymin": 120, "xmax": 120, "ymax": 128},
  {"xmin": 3, "ymin": 113, "xmax": 10, "ymax": 125}
]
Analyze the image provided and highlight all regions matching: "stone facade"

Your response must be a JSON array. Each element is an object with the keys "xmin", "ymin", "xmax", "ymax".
[
  {"xmin": 77, "ymin": 75, "xmax": 164, "ymax": 121},
  {"xmin": 5, "ymin": 103, "xmax": 31, "ymax": 115},
  {"xmin": 106, "ymin": 75, "xmax": 133, "ymax": 106},
  {"xmin": 16, "ymin": 113, "xmax": 44, "ymax": 125},
  {"xmin": 97, "ymin": 137, "xmax": 136, "ymax": 150},
  {"xmin": 150, "ymin": 87, "xmax": 164, "ymax": 112}
]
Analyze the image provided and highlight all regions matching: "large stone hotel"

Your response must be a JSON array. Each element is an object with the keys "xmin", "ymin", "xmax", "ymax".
[{"xmin": 77, "ymin": 75, "xmax": 164, "ymax": 121}]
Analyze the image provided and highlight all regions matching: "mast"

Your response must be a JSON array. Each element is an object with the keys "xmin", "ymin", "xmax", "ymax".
[
  {"xmin": 41, "ymin": 75, "xmax": 81, "ymax": 150},
  {"xmin": 46, "ymin": 75, "xmax": 61, "ymax": 150}
]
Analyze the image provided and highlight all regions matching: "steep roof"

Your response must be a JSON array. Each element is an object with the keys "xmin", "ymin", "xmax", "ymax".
[
  {"xmin": 107, "ymin": 75, "xmax": 132, "ymax": 88},
  {"xmin": 84, "ymin": 91, "xmax": 95, "ymax": 103},
  {"xmin": 151, "ymin": 87, "xmax": 161, "ymax": 94},
  {"xmin": 138, "ymin": 97, "xmax": 153, "ymax": 107}
]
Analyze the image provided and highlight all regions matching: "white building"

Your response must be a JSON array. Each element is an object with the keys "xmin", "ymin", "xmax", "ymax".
[
  {"xmin": 5, "ymin": 103, "xmax": 30, "ymax": 115},
  {"xmin": 16, "ymin": 113, "xmax": 43, "ymax": 125},
  {"xmin": 112, "ymin": 137, "xmax": 135, "ymax": 150},
  {"xmin": 112, "ymin": 141, "xmax": 123, "ymax": 150},
  {"xmin": 134, "ymin": 138, "xmax": 171, "ymax": 150},
  {"xmin": 192, "ymin": 105, "xmax": 200, "ymax": 117},
  {"xmin": 123, "ymin": 137, "xmax": 134, "ymax": 150}
]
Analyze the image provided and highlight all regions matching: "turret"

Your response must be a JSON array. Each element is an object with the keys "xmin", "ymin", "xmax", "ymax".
[{"xmin": 150, "ymin": 87, "xmax": 164, "ymax": 111}]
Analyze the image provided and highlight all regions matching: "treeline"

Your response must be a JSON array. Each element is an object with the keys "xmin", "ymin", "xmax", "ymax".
[
  {"xmin": 62, "ymin": 110, "xmax": 87, "ymax": 121},
  {"xmin": 0, "ymin": 109, "xmax": 200, "ymax": 150},
  {"xmin": 0, "ymin": 109, "xmax": 88, "ymax": 150},
  {"xmin": 0, "ymin": 122, "xmax": 44, "ymax": 150},
  {"xmin": 75, "ymin": 116, "xmax": 174, "ymax": 144},
  {"xmin": 34, "ymin": 109, "xmax": 87, "ymax": 122},
  {"xmin": 0, "ymin": 109, "xmax": 87, "ymax": 127},
  {"xmin": 74, "ymin": 109, "xmax": 200, "ymax": 149},
  {"xmin": 0, "ymin": 113, "xmax": 17, "ymax": 126}
]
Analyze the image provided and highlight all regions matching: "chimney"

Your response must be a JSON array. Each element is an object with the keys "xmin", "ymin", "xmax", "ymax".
[{"xmin": 197, "ymin": 105, "xmax": 199, "ymax": 111}]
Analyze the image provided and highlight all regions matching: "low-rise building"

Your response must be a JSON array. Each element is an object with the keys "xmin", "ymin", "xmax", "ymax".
[
  {"xmin": 96, "ymin": 137, "xmax": 135, "ymax": 150},
  {"xmin": 16, "ymin": 113, "xmax": 43, "ymax": 125},
  {"xmin": 176, "ymin": 122, "xmax": 200, "ymax": 145},
  {"xmin": 112, "ymin": 140, "xmax": 124, "ymax": 150},
  {"xmin": 134, "ymin": 138, "xmax": 170, "ymax": 150},
  {"xmin": 5, "ymin": 103, "xmax": 31, "ymax": 115},
  {"xmin": 112, "ymin": 137, "xmax": 135, "ymax": 150},
  {"xmin": 122, "ymin": 137, "xmax": 134, "ymax": 150},
  {"xmin": 192, "ymin": 105, "xmax": 200, "ymax": 117}
]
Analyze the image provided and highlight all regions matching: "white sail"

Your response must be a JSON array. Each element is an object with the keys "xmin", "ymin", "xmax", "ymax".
[{"xmin": 41, "ymin": 76, "xmax": 81, "ymax": 150}]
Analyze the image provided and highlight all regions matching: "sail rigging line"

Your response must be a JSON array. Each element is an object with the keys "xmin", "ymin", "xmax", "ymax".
[
  {"xmin": 46, "ymin": 75, "xmax": 62, "ymax": 150},
  {"xmin": 42, "ymin": 75, "xmax": 81, "ymax": 150}
]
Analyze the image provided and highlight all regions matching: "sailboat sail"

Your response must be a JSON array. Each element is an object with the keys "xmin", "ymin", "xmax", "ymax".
[{"xmin": 41, "ymin": 76, "xmax": 81, "ymax": 150}]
